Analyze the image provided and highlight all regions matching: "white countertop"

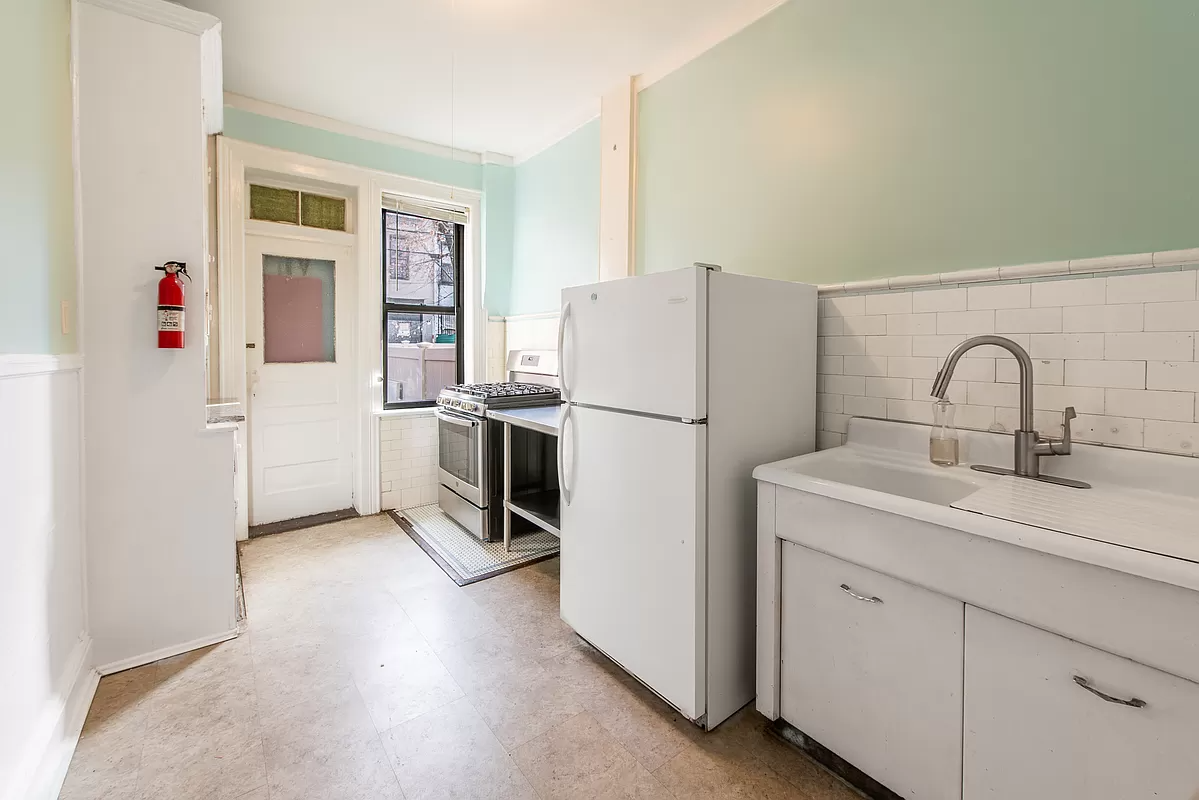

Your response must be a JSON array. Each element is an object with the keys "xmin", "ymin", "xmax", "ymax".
[
  {"xmin": 486, "ymin": 404, "xmax": 563, "ymax": 436},
  {"xmin": 754, "ymin": 418, "xmax": 1199, "ymax": 593}
]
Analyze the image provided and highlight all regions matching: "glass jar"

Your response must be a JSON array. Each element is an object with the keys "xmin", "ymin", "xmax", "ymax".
[{"xmin": 929, "ymin": 399, "xmax": 959, "ymax": 467}]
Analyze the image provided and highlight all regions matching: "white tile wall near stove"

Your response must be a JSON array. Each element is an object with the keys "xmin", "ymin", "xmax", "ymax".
[{"xmin": 817, "ymin": 266, "xmax": 1199, "ymax": 454}]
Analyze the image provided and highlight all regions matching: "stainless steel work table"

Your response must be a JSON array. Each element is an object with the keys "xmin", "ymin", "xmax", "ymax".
[{"xmin": 486, "ymin": 404, "xmax": 564, "ymax": 550}]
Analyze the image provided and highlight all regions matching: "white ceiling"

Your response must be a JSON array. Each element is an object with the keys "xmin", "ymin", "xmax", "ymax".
[{"xmin": 179, "ymin": 0, "xmax": 784, "ymax": 160}]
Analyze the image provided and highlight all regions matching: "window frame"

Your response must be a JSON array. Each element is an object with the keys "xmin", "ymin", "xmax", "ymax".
[{"xmin": 381, "ymin": 208, "xmax": 465, "ymax": 409}]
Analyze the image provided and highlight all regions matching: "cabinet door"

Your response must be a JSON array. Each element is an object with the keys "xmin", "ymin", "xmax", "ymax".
[
  {"xmin": 780, "ymin": 543, "xmax": 964, "ymax": 800},
  {"xmin": 964, "ymin": 607, "xmax": 1199, "ymax": 799}
]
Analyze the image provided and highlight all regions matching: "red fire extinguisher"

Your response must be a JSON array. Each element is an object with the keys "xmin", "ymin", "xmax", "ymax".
[{"xmin": 155, "ymin": 261, "xmax": 189, "ymax": 349}]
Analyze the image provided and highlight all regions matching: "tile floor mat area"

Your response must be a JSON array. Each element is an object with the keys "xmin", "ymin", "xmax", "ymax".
[
  {"xmin": 394, "ymin": 503, "xmax": 560, "ymax": 586},
  {"xmin": 59, "ymin": 513, "xmax": 863, "ymax": 800}
]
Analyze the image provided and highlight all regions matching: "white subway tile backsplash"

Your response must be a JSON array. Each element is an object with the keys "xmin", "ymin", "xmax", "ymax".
[
  {"xmin": 1070, "ymin": 253, "xmax": 1153, "ymax": 273},
  {"xmin": 996, "ymin": 358, "xmax": 1063, "ymax": 385},
  {"xmin": 1072, "ymin": 414, "xmax": 1145, "ymax": 448},
  {"xmin": 1030, "ymin": 276, "xmax": 1107, "ymax": 308},
  {"xmin": 819, "ymin": 355, "xmax": 844, "ymax": 375},
  {"xmin": 1143, "ymin": 420, "xmax": 1199, "ymax": 454},
  {"xmin": 817, "ymin": 431, "xmax": 845, "ymax": 450},
  {"xmin": 842, "ymin": 355, "xmax": 889, "ymax": 377},
  {"xmin": 887, "ymin": 313, "xmax": 938, "ymax": 336},
  {"xmin": 1064, "ymin": 360, "xmax": 1146, "ymax": 390},
  {"xmin": 1033, "ymin": 385, "xmax": 1105, "ymax": 415},
  {"xmin": 824, "ymin": 336, "xmax": 867, "ymax": 356},
  {"xmin": 1029, "ymin": 333, "xmax": 1105, "ymax": 360},
  {"xmin": 995, "ymin": 308, "xmax": 1063, "ymax": 334},
  {"xmin": 967, "ymin": 381, "xmax": 1020, "ymax": 408},
  {"xmin": 888, "ymin": 357, "xmax": 940, "ymax": 379},
  {"xmin": 968, "ymin": 283, "xmax": 1031, "ymax": 310},
  {"xmin": 1144, "ymin": 301, "xmax": 1199, "ymax": 332},
  {"xmin": 1061, "ymin": 304, "xmax": 1143, "ymax": 333},
  {"xmin": 912, "ymin": 287, "xmax": 967, "ymax": 313},
  {"xmin": 866, "ymin": 377, "xmax": 914, "ymax": 400},
  {"xmin": 815, "ymin": 265, "xmax": 1199, "ymax": 458},
  {"xmin": 865, "ymin": 335, "xmax": 912, "ymax": 357},
  {"xmin": 842, "ymin": 315, "xmax": 888, "ymax": 336},
  {"xmin": 1106, "ymin": 270, "xmax": 1197, "ymax": 304},
  {"xmin": 865, "ymin": 292, "xmax": 913, "ymax": 315},
  {"xmin": 824, "ymin": 295, "xmax": 866, "ymax": 317},
  {"xmin": 825, "ymin": 374, "xmax": 866, "ymax": 396},
  {"xmin": 1104, "ymin": 332, "xmax": 1194, "ymax": 362},
  {"xmin": 938, "ymin": 310, "xmax": 995, "ymax": 335},
  {"xmin": 1105, "ymin": 389, "xmax": 1195, "ymax": 422},
  {"xmin": 1147, "ymin": 361, "xmax": 1199, "ymax": 392},
  {"xmin": 843, "ymin": 395, "xmax": 887, "ymax": 417}
]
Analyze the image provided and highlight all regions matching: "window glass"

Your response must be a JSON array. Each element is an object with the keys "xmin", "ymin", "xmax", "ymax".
[
  {"xmin": 385, "ymin": 311, "xmax": 457, "ymax": 403},
  {"xmin": 384, "ymin": 212, "xmax": 457, "ymax": 308},
  {"xmin": 249, "ymin": 185, "xmax": 299, "ymax": 224},
  {"xmin": 263, "ymin": 255, "xmax": 335, "ymax": 363}
]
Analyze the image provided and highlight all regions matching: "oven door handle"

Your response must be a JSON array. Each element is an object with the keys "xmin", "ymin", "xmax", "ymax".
[{"xmin": 434, "ymin": 408, "xmax": 480, "ymax": 428}]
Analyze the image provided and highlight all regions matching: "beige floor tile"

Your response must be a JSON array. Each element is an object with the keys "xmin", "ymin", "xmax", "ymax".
[
  {"xmin": 390, "ymin": 579, "xmax": 500, "ymax": 652},
  {"xmin": 436, "ymin": 630, "xmax": 548, "ymax": 695},
  {"xmin": 652, "ymin": 728, "xmax": 808, "ymax": 800},
  {"xmin": 513, "ymin": 711, "xmax": 672, "ymax": 800},
  {"xmin": 380, "ymin": 697, "xmax": 538, "ymax": 800},
  {"xmin": 250, "ymin": 637, "xmax": 356, "ymax": 719},
  {"xmin": 259, "ymin": 688, "xmax": 403, "ymax": 800},
  {"xmin": 232, "ymin": 789, "xmax": 270, "ymax": 800},
  {"xmin": 349, "ymin": 635, "xmax": 465, "ymax": 732},
  {"xmin": 58, "ymin": 728, "xmax": 144, "ymax": 800},
  {"xmin": 135, "ymin": 720, "xmax": 266, "ymax": 800}
]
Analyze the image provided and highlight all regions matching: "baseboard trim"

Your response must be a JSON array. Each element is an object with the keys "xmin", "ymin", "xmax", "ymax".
[
  {"xmin": 95, "ymin": 628, "xmax": 239, "ymax": 676},
  {"xmin": 9, "ymin": 635, "xmax": 99, "ymax": 800}
]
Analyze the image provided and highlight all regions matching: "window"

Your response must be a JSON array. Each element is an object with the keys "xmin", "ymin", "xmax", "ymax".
[
  {"xmin": 249, "ymin": 184, "xmax": 347, "ymax": 231},
  {"xmin": 382, "ymin": 208, "xmax": 464, "ymax": 407}
]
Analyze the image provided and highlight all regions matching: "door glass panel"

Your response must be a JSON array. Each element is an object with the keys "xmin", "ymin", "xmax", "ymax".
[
  {"xmin": 385, "ymin": 311, "xmax": 457, "ymax": 403},
  {"xmin": 384, "ymin": 211, "xmax": 457, "ymax": 307},
  {"xmin": 262, "ymin": 255, "xmax": 336, "ymax": 363},
  {"xmin": 439, "ymin": 417, "xmax": 478, "ymax": 487}
]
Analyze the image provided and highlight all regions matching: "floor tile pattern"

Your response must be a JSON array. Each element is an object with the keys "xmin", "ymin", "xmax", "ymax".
[{"xmin": 60, "ymin": 514, "xmax": 863, "ymax": 799}]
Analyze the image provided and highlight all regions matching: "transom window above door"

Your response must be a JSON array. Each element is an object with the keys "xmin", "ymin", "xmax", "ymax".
[{"xmin": 382, "ymin": 201, "xmax": 466, "ymax": 408}]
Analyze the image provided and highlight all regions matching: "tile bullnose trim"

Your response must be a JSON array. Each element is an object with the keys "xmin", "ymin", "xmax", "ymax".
[{"xmin": 819, "ymin": 247, "xmax": 1199, "ymax": 296}]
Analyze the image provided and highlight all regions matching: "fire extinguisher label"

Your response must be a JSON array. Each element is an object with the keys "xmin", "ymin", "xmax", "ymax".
[{"xmin": 158, "ymin": 306, "xmax": 185, "ymax": 332}]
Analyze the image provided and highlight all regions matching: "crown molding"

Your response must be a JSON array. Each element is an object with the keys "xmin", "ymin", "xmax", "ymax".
[
  {"xmin": 224, "ymin": 93, "xmax": 518, "ymax": 168},
  {"xmin": 79, "ymin": 0, "xmax": 219, "ymax": 35}
]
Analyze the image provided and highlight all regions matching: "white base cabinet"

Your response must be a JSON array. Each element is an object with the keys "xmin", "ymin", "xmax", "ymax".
[
  {"xmin": 780, "ymin": 543, "xmax": 964, "ymax": 800},
  {"xmin": 964, "ymin": 607, "xmax": 1199, "ymax": 800}
]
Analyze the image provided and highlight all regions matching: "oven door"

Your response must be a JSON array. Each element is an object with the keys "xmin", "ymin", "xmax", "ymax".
[{"xmin": 436, "ymin": 408, "xmax": 486, "ymax": 506}]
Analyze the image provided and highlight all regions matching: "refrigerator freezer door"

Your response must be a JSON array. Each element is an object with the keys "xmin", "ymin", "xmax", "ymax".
[
  {"xmin": 559, "ymin": 404, "xmax": 707, "ymax": 720},
  {"xmin": 561, "ymin": 268, "xmax": 707, "ymax": 420}
]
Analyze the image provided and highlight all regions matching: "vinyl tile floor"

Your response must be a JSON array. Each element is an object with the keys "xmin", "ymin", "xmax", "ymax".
[{"xmin": 60, "ymin": 513, "xmax": 864, "ymax": 800}]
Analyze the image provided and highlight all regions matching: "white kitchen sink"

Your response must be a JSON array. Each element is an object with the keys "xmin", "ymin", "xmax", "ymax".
[{"xmin": 771, "ymin": 446, "xmax": 983, "ymax": 506}]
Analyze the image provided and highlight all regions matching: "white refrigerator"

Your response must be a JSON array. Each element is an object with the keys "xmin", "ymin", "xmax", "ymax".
[{"xmin": 557, "ymin": 265, "xmax": 817, "ymax": 729}]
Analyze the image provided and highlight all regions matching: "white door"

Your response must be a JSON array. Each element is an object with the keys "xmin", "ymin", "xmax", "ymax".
[
  {"xmin": 559, "ymin": 403, "xmax": 706, "ymax": 720},
  {"xmin": 560, "ymin": 267, "xmax": 706, "ymax": 419},
  {"xmin": 246, "ymin": 234, "xmax": 354, "ymax": 525},
  {"xmin": 963, "ymin": 606, "xmax": 1199, "ymax": 800}
]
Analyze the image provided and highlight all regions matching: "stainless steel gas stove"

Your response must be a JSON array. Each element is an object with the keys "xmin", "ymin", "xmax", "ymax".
[{"xmin": 434, "ymin": 351, "xmax": 561, "ymax": 541}]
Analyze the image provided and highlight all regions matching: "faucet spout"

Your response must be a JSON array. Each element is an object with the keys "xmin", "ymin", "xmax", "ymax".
[{"xmin": 932, "ymin": 335, "xmax": 1035, "ymax": 432}]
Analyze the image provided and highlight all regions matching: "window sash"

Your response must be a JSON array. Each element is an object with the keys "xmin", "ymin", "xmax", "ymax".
[{"xmin": 382, "ymin": 209, "xmax": 464, "ymax": 409}]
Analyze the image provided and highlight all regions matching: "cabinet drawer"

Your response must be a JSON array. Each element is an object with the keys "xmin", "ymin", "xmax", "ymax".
[
  {"xmin": 780, "ymin": 543, "xmax": 964, "ymax": 800},
  {"xmin": 964, "ymin": 607, "xmax": 1199, "ymax": 800}
]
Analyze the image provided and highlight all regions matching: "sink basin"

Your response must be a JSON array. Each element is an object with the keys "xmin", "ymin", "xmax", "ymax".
[{"xmin": 766, "ymin": 446, "xmax": 983, "ymax": 506}]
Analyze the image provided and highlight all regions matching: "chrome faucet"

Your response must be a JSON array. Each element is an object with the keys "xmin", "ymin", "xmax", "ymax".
[{"xmin": 931, "ymin": 335, "xmax": 1089, "ymax": 489}]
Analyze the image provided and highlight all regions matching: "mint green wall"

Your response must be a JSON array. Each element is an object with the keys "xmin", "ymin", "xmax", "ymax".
[
  {"xmin": 223, "ymin": 107, "xmax": 515, "ymax": 312},
  {"xmin": 1, "ymin": 0, "xmax": 76, "ymax": 353},
  {"xmin": 636, "ymin": 0, "xmax": 1199, "ymax": 284},
  {"xmin": 509, "ymin": 120, "xmax": 601, "ymax": 315}
]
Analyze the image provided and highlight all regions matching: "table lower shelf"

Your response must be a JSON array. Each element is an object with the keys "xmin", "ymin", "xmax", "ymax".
[{"xmin": 505, "ymin": 489, "xmax": 561, "ymax": 537}]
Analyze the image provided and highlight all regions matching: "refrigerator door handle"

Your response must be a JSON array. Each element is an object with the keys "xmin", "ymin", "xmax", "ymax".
[
  {"xmin": 556, "ymin": 301, "xmax": 572, "ymax": 402},
  {"xmin": 558, "ymin": 403, "xmax": 572, "ymax": 507}
]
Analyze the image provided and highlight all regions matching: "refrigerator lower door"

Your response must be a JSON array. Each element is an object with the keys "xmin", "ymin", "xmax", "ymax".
[{"xmin": 560, "ymin": 404, "xmax": 707, "ymax": 720}]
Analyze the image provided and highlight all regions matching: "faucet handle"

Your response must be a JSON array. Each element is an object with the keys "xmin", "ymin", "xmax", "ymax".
[{"xmin": 1054, "ymin": 406, "xmax": 1077, "ymax": 455}]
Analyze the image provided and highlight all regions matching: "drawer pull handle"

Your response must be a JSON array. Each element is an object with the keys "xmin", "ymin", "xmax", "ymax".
[
  {"xmin": 840, "ymin": 584, "xmax": 883, "ymax": 604},
  {"xmin": 1072, "ymin": 675, "xmax": 1146, "ymax": 709}
]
